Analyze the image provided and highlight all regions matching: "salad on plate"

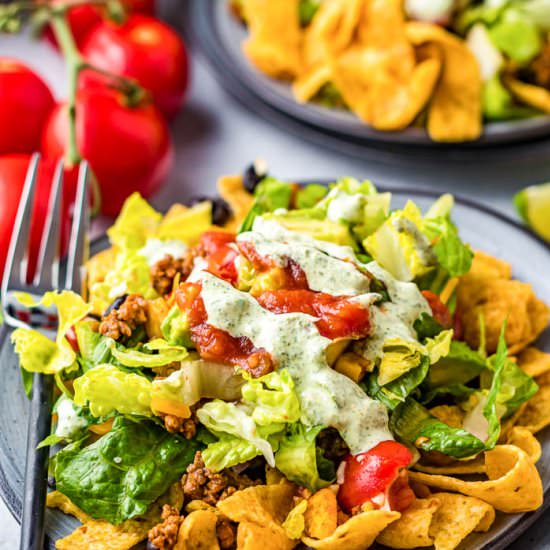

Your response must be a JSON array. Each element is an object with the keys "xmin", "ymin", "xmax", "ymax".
[
  {"xmin": 231, "ymin": 0, "xmax": 550, "ymax": 142},
  {"xmin": 11, "ymin": 167, "xmax": 550, "ymax": 550}
]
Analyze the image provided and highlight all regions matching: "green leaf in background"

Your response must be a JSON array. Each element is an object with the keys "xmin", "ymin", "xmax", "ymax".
[
  {"xmin": 482, "ymin": 75, "xmax": 537, "ymax": 120},
  {"xmin": 390, "ymin": 398, "xmax": 485, "ymax": 458},
  {"xmin": 54, "ymin": 417, "xmax": 200, "ymax": 524},
  {"xmin": 299, "ymin": 0, "xmax": 321, "ymax": 25},
  {"xmin": 275, "ymin": 423, "xmax": 333, "ymax": 491},
  {"xmin": 295, "ymin": 184, "xmax": 328, "ymax": 209},
  {"xmin": 514, "ymin": 182, "xmax": 550, "ymax": 243}
]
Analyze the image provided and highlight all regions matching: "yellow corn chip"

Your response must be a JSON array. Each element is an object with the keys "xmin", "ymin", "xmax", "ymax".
[
  {"xmin": 406, "ymin": 22, "xmax": 482, "ymax": 142},
  {"xmin": 217, "ymin": 483, "xmax": 296, "ymax": 527},
  {"xmin": 516, "ymin": 383, "xmax": 550, "ymax": 433},
  {"xmin": 282, "ymin": 498, "xmax": 308, "ymax": 540},
  {"xmin": 241, "ymin": 0, "xmax": 302, "ymax": 78},
  {"xmin": 505, "ymin": 427, "xmax": 542, "ymax": 463},
  {"xmin": 377, "ymin": 497, "xmax": 440, "ymax": 548},
  {"xmin": 174, "ymin": 510, "xmax": 219, "ymax": 550},
  {"xmin": 414, "ymin": 456, "xmax": 486, "ymax": 476},
  {"xmin": 47, "ymin": 491, "xmax": 91, "ymax": 524},
  {"xmin": 505, "ymin": 76, "xmax": 550, "ymax": 113},
  {"xmin": 428, "ymin": 493, "xmax": 495, "ymax": 550},
  {"xmin": 302, "ymin": 509, "xmax": 400, "ymax": 550},
  {"xmin": 329, "ymin": 0, "xmax": 441, "ymax": 131},
  {"xmin": 304, "ymin": 488, "xmax": 338, "ymax": 540},
  {"xmin": 217, "ymin": 175, "xmax": 255, "ymax": 232},
  {"xmin": 519, "ymin": 347, "xmax": 550, "ymax": 378},
  {"xmin": 410, "ymin": 445, "xmax": 543, "ymax": 513},
  {"xmin": 237, "ymin": 521, "xmax": 297, "ymax": 550}
]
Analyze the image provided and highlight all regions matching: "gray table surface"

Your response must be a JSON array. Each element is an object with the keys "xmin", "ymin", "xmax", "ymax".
[{"xmin": 1, "ymin": 10, "xmax": 550, "ymax": 547}]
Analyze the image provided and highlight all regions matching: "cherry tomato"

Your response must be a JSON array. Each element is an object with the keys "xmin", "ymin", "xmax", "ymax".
[
  {"xmin": 421, "ymin": 290, "xmax": 452, "ymax": 328},
  {"xmin": 338, "ymin": 441, "xmax": 413, "ymax": 513},
  {"xmin": 81, "ymin": 14, "xmax": 188, "ymax": 119},
  {"xmin": 43, "ymin": 0, "xmax": 156, "ymax": 50},
  {"xmin": 0, "ymin": 59, "xmax": 54, "ymax": 155},
  {"xmin": 41, "ymin": 87, "xmax": 173, "ymax": 216},
  {"xmin": 0, "ymin": 155, "xmax": 78, "ymax": 278}
]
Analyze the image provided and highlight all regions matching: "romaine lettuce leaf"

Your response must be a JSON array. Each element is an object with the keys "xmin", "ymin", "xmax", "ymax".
[
  {"xmin": 275, "ymin": 424, "xmax": 333, "ymax": 491},
  {"xmin": 12, "ymin": 291, "xmax": 91, "ymax": 374},
  {"xmin": 295, "ymin": 184, "xmax": 328, "ymax": 209},
  {"xmin": 53, "ymin": 417, "xmax": 200, "ymax": 524},
  {"xmin": 427, "ymin": 341, "xmax": 487, "ymax": 387},
  {"xmin": 73, "ymin": 364, "xmax": 152, "ymax": 417},
  {"xmin": 241, "ymin": 369, "xmax": 301, "ymax": 426},
  {"xmin": 75, "ymin": 322, "xmax": 116, "ymax": 371},
  {"xmin": 390, "ymin": 398, "xmax": 485, "ymax": 458},
  {"xmin": 201, "ymin": 436, "xmax": 262, "ymax": 471},
  {"xmin": 196, "ymin": 401, "xmax": 277, "ymax": 467},
  {"xmin": 161, "ymin": 305, "xmax": 192, "ymax": 347},
  {"xmin": 109, "ymin": 339, "xmax": 188, "ymax": 368}
]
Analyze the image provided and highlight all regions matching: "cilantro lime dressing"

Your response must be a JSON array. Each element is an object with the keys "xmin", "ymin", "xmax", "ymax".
[
  {"xmin": 198, "ymin": 271, "xmax": 392, "ymax": 453},
  {"xmin": 138, "ymin": 238, "xmax": 188, "ymax": 267},
  {"xmin": 326, "ymin": 191, "xmax": 365, "ymax": 223},
  {"xmin": 238, "ymin": 218, "xmax": 370, "ymax": 296},
  {"xmin": 55, "ymin": 398, "xmax": 87, "ymax": 439},
  {"xmin": 355, "ymin": 262, "xmax": 430, "ymax": 361}
]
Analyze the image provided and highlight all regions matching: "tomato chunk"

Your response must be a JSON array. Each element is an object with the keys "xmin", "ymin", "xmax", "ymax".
[
  {"xmin": 256, "ymin": 290, "xmax": 370, "ymax": 340},
  {"xmin": 175, "ymin": 281, "xmax": 273, "ymax": 377},
  {"xmin": 422, "ymin": 290, "xmax": 452, "ymax": 329},
  {"xmin": 196, "ymin": 231, "xmax": 238, "ymax": 284},
  {"xmin": 338, "ymin": 441, "xmax": 414, "ymax": 513}
]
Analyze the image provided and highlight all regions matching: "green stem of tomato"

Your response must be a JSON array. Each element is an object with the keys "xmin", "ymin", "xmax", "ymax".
[{"xmin": 50, "ymin": 11, "xmax": 82, "ymax": 166}]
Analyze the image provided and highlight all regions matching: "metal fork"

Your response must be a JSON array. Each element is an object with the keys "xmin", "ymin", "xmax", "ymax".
[{"xmin": 1, "ymin": 153, "xmax": 90, "ymax": 550}]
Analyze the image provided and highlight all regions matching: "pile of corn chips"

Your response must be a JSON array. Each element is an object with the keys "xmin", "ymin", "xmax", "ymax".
[
  {"xmin": 47, "ymin": 177, "xmax": 550, "ymax": 550},
  {"xmin": 238, "ymin": 0, "xmax": 550, "ymax": 142}
]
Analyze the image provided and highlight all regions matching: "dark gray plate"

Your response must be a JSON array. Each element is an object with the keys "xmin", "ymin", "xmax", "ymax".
[
  {"xmin": 1, "ymin": 188, "xmax": 549, "ymax": 548},
  {"xmin": 189, "ymin": 0, "xmax": 550, "ymax": 148}
]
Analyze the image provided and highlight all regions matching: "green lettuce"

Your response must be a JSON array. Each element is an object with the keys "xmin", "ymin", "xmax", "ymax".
[
  {"xmin": 12, "ymin": 291, "xmax": 91, "ymax": 374},
  {"xmin": 73, "ymin": 364, "xmax": 152, "ymax": 418},
  {"xmin": 390, "ymin": 398, "xmax": 485, "ymax": 458},
  {"xmin": 482, "ymin": 74, "xmax": 537, "ymax": 120},
  {"xmin": 427, "ymin": 341, "xmax": 487, "ymax": 387},
  {"xmin": 201, "ymin": 437, "xmax": 262, "ymax": 471},
  {"xmin": 275, "ymin": 424, "xmax": 333, "ymax": 491},
  {"xmin": 295, "ymin": 184, "xmax": 327, "ymax": 209},
  {"xmin": 109, "ymin": 339, "xmax": 188, "ymax": 368},
  {"xmin": 161, "ymin": 305, "xmax": 192, "ymax": 347},
  {"xmin": 53, "ymin": 417, "xmax": 201, "ymax": 524}
]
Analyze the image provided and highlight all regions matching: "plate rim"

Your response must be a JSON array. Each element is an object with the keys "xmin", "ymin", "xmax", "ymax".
[{"xmin": 0, "ymin": 184, "xmax": 548, "ymax": 548}]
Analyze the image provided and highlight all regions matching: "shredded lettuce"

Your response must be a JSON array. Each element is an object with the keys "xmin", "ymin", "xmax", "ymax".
[
  {"xmin": 11, "ymin": 291, "xmax": 91, "ymax": 374},
  {"xmin": 73, "ymin": 364, "xmax": 153, "ymax": 417},
  {"xmin": 275, "ymin": 424, "xmax": 333, "ymax": 491}
]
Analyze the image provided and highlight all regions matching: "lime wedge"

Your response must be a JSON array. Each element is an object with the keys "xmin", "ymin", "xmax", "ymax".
[{"xmin": 514, "ymin": 182, "xmax": 550, "ymax": 242}]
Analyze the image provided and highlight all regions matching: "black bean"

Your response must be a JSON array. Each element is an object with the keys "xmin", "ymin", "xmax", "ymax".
[
  {"xmin": 103, "ymin": 294, "xmax": 128, "ymax": 317},
  {"xmin": 188, "ymin": 196, "xmax": 232, "ymax": 226},
  {"xmin": 47, "ymin": 476, "xmax": 56, "ymax": 489},
  {"xmin": 146, "ymin": 541, "xmax": 160, "ymax": 550},
  {"xmin": 243, "ymin": 161, "xmax": 267, "ymax": 193}
]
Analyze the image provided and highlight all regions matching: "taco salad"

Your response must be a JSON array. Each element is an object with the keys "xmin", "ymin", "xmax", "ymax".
[
  {"xmin": 11, "ymin": 167, "xmax": 550, "ymax": 550},
  {"xmin": 232, "ymin": 0, "xmax": 550, "ymax": 142}
]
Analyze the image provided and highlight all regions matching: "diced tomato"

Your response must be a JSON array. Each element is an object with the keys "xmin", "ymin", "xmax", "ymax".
[
  {"xmin": 175, "ymin": 281, "xmax": 273, "ymax": 377},
  {"xmin": 256, "ymin": 290, "xmax": 370, "ymax": 340},
  {"xmin": 65, "ymin": 326, "xmax": 80, "ymax": 353},
  {"xmin": 338, "ymin": 441, "xmax": 414, "ymax": 513},
  {"xmin": 388, "ymin": 471, "xmax": 416, "ymax": 512},
  {"xmin": 237, "ymin": 241, "xmax": 308, "ymax": 289},
  {"xmin": 421, "ymin": 290, "xmax": 452, "ymax": 329},
  {"xmin": 197, "ymin": 231, "xmax": 238, "ymax": 284}
]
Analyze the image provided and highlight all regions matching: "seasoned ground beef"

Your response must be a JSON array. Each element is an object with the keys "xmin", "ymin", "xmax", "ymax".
[
  {"xmin": 164, "ymin": 414, "xmax": 197, "ymax": 440},
  {"xmin": 216, "ymin": 517, "xmax": 237, "ymax": 549},
  {"xmin": 181, "ymin": 451, "xmax": 257, "ymax": 506},
  {"xmin": 99, "ymin": 294, "xmax": 148, "ymax": 341},
  {"xmin": 148, "ymin": 505, "xmax": 182, "ymax": 550},
  {"xmin": 316, "ymin": 427, "xmax": 349, "ymax": 462},
  {"xmin": 532, "ymin": 42, "xmax": 550, "ymax": 89},
  {"xmin": 151, "ymin": 254, "xmax": 193, "ymax": 296}
]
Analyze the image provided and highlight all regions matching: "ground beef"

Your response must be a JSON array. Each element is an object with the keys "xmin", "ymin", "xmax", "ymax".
[
  {"xmin": 181, "ymin": 451, "xmax": 257, "ymax": 506},
  {"xmin": 99, "ymin": 294, "xmax": 148, "ymax": 341},
  {"xmin": 148, "ymin": 505, "xmax": 182, "ymax": 550},
  {"xmin": 532, "ymin": 42, "xmax": 550, "ymax": 89},
  {"xmin": 151, "ymin": 254, "xmax": 193, "ymax": 296},
  {"xmin": 316, "ymin": 427, "xmax": 349, "ymax": 462},
  {"xmin": 164, "ymin": 415, "xmax": 197, "ymax": 440},
  {"xmin": 216, "ymin": 517, "xmax": 237, "ymax": 549}
]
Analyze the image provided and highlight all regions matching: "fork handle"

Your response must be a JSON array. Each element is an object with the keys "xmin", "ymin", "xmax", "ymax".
[{"xmin": 19, "ymin": 373, "xmax": 54, "ymax": 550}]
